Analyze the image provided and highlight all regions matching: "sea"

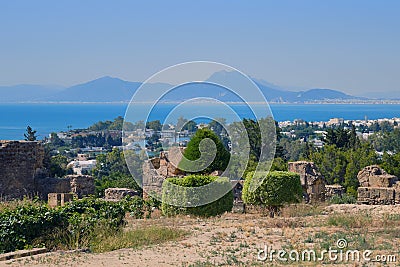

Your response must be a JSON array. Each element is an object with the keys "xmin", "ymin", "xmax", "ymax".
[{"xmin": 1, "ymin": 103, "xmax": 400, "ymax": 140}]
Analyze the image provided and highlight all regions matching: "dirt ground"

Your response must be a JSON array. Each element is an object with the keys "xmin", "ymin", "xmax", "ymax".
[{"xmin": 2, "ymin": 204, "xmax": 400, "ymax": 267}]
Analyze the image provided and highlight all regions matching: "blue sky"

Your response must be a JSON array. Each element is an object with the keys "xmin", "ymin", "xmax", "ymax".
[{"xmin": 0, "ymin": 0, "xmax": 399, "ymax": 95}]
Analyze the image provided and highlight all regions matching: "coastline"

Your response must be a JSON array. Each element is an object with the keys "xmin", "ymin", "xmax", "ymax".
[{"xmin": 1, "ymin": 100, "xmax": 400, "ymax": 105}]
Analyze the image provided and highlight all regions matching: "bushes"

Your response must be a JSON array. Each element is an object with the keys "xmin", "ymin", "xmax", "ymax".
[
  {"xmin": 242, "ymin": 171, "xmax": 303, "ymax": 217},
  {"xmin": 0, "ymin": 196, "xmax": 155, "ymax": 253},
  {"xmin": 0, "ymin": 202, "xmax": 64, "ymax": 253},
  {"xmin": 179, "ymin": 129, "xmax": 230, "ymax": 174},
  {"xmin": 329, "ymin": 193, "xmax": 357, "ymax": 204},
  {"xmin": 162, "ymin": 175, "xmax": 233, "ymax": 217}
]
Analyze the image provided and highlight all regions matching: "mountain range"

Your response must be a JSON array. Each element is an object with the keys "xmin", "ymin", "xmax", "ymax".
[{"xmin": 0, "ymin": 73, "xmax": 393, "ymax": 103}]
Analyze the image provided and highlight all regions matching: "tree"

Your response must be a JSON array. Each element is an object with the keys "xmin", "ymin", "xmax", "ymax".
[
  {"xmin": 242, "ymin": 119, "xmax": 261, "ymax": 161},
  {"xmin": 92, "ymin": 148, "xmax": 142, "ymax": 197},
  {"xmin": 381, "ymin": 152, "xmax": 400, "ymax": 178},
  {"xmin": 161, "ymin": 175, "xmax": 233, "ymax": 217},
  {"xmin": 24, "ymin": 126, "xmax": 37, "ymax": 141},
  {"xmin": 146, "ymin": 120, "xmax": 162, "ymax": 131},
  {"xmin": 242, "ymin": 171, "xmax": 303, "ymax": 217},
  {"xmin": 182, "ymin": 120, "xmax": 197, "ymax": 132},
  {"xmin": 49, "ymin": 132, "xmax": 65, "ymax": 147},
  {"xmin": 179, "ymin": 128, "xmax": 230, "ymax": 174},
  {"xmin": 348, "ymin": 124, "xmax": 360, "ymax": 149},
  {"xmin": 176, "ymin": 116, "xmax": 188, "ymax": 131},
  {"xmin": 48, "ymin": 154, "xmax": 72, "ymax": 177},
  {"xmin": 209, "ymin": 118, "xmax": 227, "ymax": 136}
]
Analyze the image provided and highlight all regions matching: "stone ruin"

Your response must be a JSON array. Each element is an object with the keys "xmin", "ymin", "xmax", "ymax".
[
  {"xmin": 104, "ymin": 188, "xmax": 140, "ymax": 201},
  {"xmin": 0, "ymin": 140, "xmax": 95, "ymax": 201},
  {"xmin": 357, "ymin": 165, "xmax": 400, "ymax": 205},
  {"xmin": 288, "ymin": 161, "xmax": 326, "ymax": 203},
  {"xmin": 0, "ymin": 140, "xmax": 44, "ymax": 199},
  {"xmin": 142, "ymin": 147, "xmax": 185, "ymax": 198},
  {"xmin": 35, "ymin": 174, "xmax": 95, "ymax": 199},
  {"xmin": 48, "ymin": 193, "xmax": 75, "ymax": 208},
  {"xmin": 325, "ymin": 184, "xmax": 345, "ymax": 199}
]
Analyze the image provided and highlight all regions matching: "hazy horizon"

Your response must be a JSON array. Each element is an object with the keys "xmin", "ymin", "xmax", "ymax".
[{"xmin": 1, "ymin": 0, "xmax": 399, "ymax": 96}]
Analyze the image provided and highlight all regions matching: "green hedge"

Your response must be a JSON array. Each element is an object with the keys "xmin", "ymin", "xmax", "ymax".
[
  {"xmin": 161, "ymin": 175, "xmax": 233, "ymax": 217},
  {"xmin": 242, "ymin": 171, "xmax": 303, "ymax": 216}
]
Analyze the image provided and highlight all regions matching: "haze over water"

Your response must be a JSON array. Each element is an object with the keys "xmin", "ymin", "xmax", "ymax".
[{"xmin": 1, "ymin": 103, "xmax": 400, "ymax": 140}]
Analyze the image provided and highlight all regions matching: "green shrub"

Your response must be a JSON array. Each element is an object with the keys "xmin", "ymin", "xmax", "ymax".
[
  {"xmin": 242, "ymin": 171, "xmax": 303, "ymax": 217},
  {"xmin": 0, "ymin": 202, "xmax": 65, "ymax": 253},
  {"xmin": 329, "ymin": 193, "xmax": 357, "ymax": 204},
  {"xmin": 0, "ymin": 196, "xmax": 156, "ymax": 253},
  {"xmin": 179, "ymin": 128, "xmax": 230, "ymax": 174},
  {"xmin": 161, "ymin": 175, "xmax": 233, "ymax": 217}
]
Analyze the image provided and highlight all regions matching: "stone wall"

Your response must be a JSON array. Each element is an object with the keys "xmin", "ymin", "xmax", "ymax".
[
  {"xmin": 35, "ymin": 175, "xmax": 95, "ymax": 200},
  {"xmin": 0, "ymin": 140, "xmax": 94, "ymax": 201},
  {"xmin": 288, "ymin": 161, "xmax": 326, "ymax": 202},
  {"xmin": 142, "ymin": 147, "xmax": 185, "ymax": 198},
  {"xmin": 0, "ymin": 141, "xmax": 44, "ymax": 200},
  {"xmin": 357, "ymin": 165, "xmax": 400, "ymax": 205},
  {"xmin": 325, "ymin": 184, "xmax": 346, "ymax": 199},
  {"xmin": 104, "ymin": 188, "xmax": 139, "ymax": 201}
]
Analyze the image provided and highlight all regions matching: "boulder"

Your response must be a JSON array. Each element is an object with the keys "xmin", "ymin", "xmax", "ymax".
[{"xmin": 105, "ymin": 188, "xmax": 139, "ymax": 201}]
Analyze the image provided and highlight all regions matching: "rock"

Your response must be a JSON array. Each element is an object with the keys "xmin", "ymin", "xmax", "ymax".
[
  {"xmin": 48, "ymin": 193, "xmax": 75, "ymax": 207},
  {"xmin": 104, "ymin": 188, "xmax": 139, "ymax": 201},
  {"xmin": 288, "ymin": 161, "xmax": 326, "ymax": 202},
  {"xmin": 357, "ymin": 165, "xmax": 398, "ymax": 187},
  {"xmin": 67, "ymin": 175, "xmax": 95, "ymax": 198},
  {"xmin": 142, "ymin": 147, "xmax": 185, "ymax": 199},
  {"xmin": 0, "ymin": 140, "xmax": 94, "ymax": 201},
  {"xmin": 35, "ymin": 175, "xmax": 95, "ymax": 200},
  {"xmin": 357, "ymin": 165, "xmax": 400, "ymax": 205},
  {"xmin": 325, "ymin": 184, "xmax": 345, "ymax": 199},
  {"xmin": 0, "ymin": 140, "xmax": 44, "ymax": 200}
]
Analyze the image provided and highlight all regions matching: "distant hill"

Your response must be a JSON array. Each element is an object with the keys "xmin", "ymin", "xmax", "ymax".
[
  {"xmin": 0, "ymin": 73, "xmax": 372, "ymax": 103},
  {"xmin": 44, "ymin": 76, "xmax": 141, "ymax": 102}
]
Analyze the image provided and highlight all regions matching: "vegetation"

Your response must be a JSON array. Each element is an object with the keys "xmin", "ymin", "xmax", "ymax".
[
  {"xmin": 88, "ymin": 116, "xmax": 139, "ymax": 131},
  {"xmin": 179, "ymin": 128, "xmax": 230, "ymax": 174},
  {"xmin": 0, "ymin": 197, "xmax": 157, "ymax": 253},
  {"xmin": 90, "ymin": 225, "xmax": 186, "ymax": 253},
  {"xmin": 92, "ymin": 148, "xmax": 142, "ymax": 197},
  {"xmin": 242, "ymin": 171, "xmax": 303, "ymax": 217},
  {"xmin": 161, "ymin": 175, "xmax": 233, "ymax": 217},
  {"xmin": 310, "ymin": 142, "xmax": 378, "ymax": 196},
  {"xmin": 24, "ymin": 126, "xmax": 37, "ymax": 141},
  {"xmin": 329, "ymin": 193, "xmax": 357, "ymax": 204}
]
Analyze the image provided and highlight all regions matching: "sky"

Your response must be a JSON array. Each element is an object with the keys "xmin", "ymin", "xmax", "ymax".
[{"xmin": 0, "ymin": 0, "xmax": 399, "ymax": 96}]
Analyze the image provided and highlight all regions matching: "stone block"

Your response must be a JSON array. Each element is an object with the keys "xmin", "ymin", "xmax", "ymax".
[
  {"xmin": 104, "ymin": 188, "xmax": 139, "ymax": 201},
  {"xmin": 48, "ymin": 193, "xmax": 75, "ymax": 208}
]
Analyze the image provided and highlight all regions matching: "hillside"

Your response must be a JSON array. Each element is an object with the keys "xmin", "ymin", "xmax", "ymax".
[{"xmin": 0, "ymin": 74, "xmax": 370, "ymax": 103}]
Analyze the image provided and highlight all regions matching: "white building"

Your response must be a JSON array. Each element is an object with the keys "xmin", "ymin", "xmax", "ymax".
[{"xmin": 67, "ymin": 159, "xmax": 97, "ymax": 175}]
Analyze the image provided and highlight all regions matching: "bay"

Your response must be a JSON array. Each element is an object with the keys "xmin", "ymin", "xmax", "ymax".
[{"xmin": 0, "ymin": 103, "xmax": 399, "ymax": 140}]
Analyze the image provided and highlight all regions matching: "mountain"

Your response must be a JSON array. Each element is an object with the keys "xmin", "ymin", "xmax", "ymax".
[
  {"xmin": 44, "ymin": 76, "xmax": 141, "ymax": 102},
  {"xmin": 0, "ymin": 73, "xmax": 371, "ymax": 103}
]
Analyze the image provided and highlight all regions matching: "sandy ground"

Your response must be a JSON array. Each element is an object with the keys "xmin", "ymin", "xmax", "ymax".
[{"xmin": 2, "ymin": 204, "xmax": 400, "ymax": 267}]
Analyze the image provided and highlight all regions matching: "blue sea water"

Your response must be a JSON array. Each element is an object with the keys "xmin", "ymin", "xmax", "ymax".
[{"xmin": 0, "ymin": 103, "xmax": 399, "ymax": 140}]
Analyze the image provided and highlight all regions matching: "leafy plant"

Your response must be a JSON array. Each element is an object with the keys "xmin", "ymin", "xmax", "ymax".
[
  {"xmin": 161, "ymin": 175, "xmax": 233, "ymax": 217},
  {"xmin": 242, "ymin": 171, "xmax": 303, "ymax": 217}
]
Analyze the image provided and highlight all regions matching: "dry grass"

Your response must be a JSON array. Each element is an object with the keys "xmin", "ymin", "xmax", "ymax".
[
  {"xmin": 4, "ymin": 204, "xmax": 400, "ymax": 266},
  {"xmin": 90, "ymin": 225, "xmax": 187, "ymax": 253}
]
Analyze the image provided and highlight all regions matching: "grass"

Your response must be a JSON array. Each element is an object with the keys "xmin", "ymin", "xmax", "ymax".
[
  {"xmin": 90, "ymin": 225, "xmax": 187, "ymax": 253},
  {"xmin": 0, "ymin": 197, "xmax": 43, "ymax": 212},
  {"xmin": 327, "ymin": 213, "xmax": 372, "ymax": 228},
  {"xmin": 281, "ymin": 203, "xmax": 325, "ymax": 218}
]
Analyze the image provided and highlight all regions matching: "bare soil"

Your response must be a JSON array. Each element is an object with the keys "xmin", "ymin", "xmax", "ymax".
[{"xmin": 3, "ymin": 204, "xmax": 400, "ymax": 267}]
